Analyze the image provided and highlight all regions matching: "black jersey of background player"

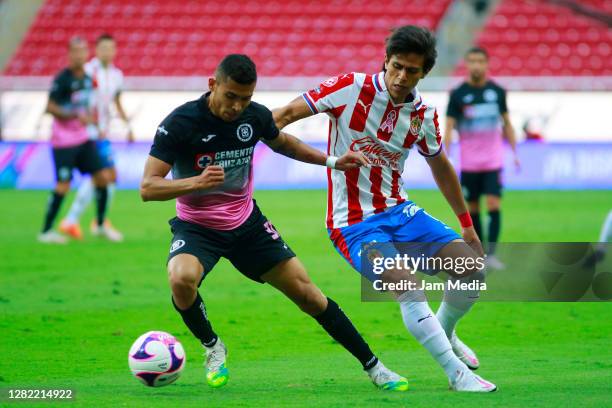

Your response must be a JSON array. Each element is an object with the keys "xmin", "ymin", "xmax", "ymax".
[
  {"xmin": 446, "ymin": 80, "xmax": 508, "ymax": 171},
  {"xmin": 150, "ymin": 92, "xmax": 279, "ymax": 196},
  {"xmin": 446, "ymin": 80, "xmax": 507, "ymax": 136}
]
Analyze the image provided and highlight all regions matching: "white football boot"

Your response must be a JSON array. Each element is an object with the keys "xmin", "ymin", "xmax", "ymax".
[
  {"xmin": 450, "ymin": 332, "xmax": 480, "ymax": 370},
  {"xmin": 204, "ymin": 339, "xmax": 228, "ymax": 388},
  {"xmin": 37, "ymin": 230, "xmax": 68, "ymax": 244},
  {"xmin": 450, "ymin": 368, "xmax": 497, "ymax": 392},
  {"xmin": 366, "ymin": 361, "xmax": 409, "ymax": 391}
]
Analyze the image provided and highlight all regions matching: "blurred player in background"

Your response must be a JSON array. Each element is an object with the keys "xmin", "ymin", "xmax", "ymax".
[
  {"xmin": 60, "ymin": 33, "xmax": 131, "ymax": 241},
  {"xmin": 38, "ymin": 37, "xmax": 109, "ymax": 244},
  {"xmin": 444, "ymin": 47, "xmax": 519, "ymax": 269},
  {"xmin": 140, "ymin": 54, "xmax": 409, "ymax": 391},
  {"xmin": 274, "ymin": 26, "xmax": 496, "ymax": 392}
]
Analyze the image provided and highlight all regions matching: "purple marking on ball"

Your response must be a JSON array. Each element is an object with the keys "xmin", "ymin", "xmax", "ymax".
[
  {"xmin": 131, "ymin": 335, "xmax": 157, "ymax": 360},
  {"xmin": 136, "ymin": 371, "xmax": 162, "ymax": 387},
  {"xmin": 169, "ymin": 344, "xmax": 185, "ymax": 371}
]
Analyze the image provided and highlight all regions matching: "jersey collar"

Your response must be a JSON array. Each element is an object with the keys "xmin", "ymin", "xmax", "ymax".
[{"xmin": 374, "ymin": 71, "xmax": 423, "ymax": 109}]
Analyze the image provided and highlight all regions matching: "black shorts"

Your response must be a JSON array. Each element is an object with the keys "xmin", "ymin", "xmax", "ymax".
[
  {"xmin": 460, "ymin": 169, "xmax": 503, "ymax": 202},
  {"xmin": 52, "ymin": 141, "xmax": 105, "ymax": 182},
  {"xmin": 167, "ymin": 203, "xmax": 296, "ymax": 284}
]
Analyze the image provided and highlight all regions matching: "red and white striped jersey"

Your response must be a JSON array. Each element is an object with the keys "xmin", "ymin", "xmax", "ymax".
[{"xmin": 302, "ymin": 72, "xmax": 442, "ymax": 230}]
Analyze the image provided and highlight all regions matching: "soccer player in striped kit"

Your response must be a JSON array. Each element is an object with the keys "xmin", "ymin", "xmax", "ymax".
[{"xmin": 274, "ymin": 26, "xmax": 497, "ymax": 392}]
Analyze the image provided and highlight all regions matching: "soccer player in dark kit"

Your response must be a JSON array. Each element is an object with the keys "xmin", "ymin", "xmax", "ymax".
[
  {"xmin": 38, "ymin": 37, "xmax": 110, "ymax": 244},
  {"xmin": 140, "ymin": 54, "xmax": 409, "ymax": 391}
]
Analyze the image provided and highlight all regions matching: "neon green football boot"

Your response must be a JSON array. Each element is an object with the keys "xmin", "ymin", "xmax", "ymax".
[
  {"xmin": 367, "ymin": 362, "xmax": 409, "ymax": 391},
  {"xmin": 204, "ymin": 339, "xmax": 229, "ymax": 388}
]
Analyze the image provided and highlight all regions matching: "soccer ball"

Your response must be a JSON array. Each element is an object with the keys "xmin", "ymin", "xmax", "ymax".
[{"xmin": 128, "ymin": 331, "xmax": 186, "ymax": 387}]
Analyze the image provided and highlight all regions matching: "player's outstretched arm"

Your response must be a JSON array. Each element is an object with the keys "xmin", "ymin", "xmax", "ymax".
[
  {"xmin": 502, "ymin": 112, "xmax": 520, "ymax": 170},
  {"xmin": 272, "ymin": 96, "xmax": 314, "ymax": 129},
  {"xmin": 140, "ymin": 156, "xmax": 224, "ymax": 201},
  {"xmin": 443, "ymin": 117, "xmax": 456, "ymax": 154},
  {"xmin": 426, "ymin": 152, "xmax": 484, "ymax": 256},
  {"xmin": 263, "ymin": 132, "xmax": 369, "ymax": 171}
]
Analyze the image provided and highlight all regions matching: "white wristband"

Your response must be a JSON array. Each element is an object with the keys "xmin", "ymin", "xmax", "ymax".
[{"xmin": 325, "ymin": 155, "xmax": 339, "ymax": 169}]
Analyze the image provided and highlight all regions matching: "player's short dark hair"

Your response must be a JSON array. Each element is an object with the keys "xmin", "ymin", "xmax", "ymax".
[
  {"xmin": 385, "ymin": 25, "xmax": 437, "ymax": 74},
  {"xmin": 466, "ymin": 46, "xmax": 488, "ymax": 60},
  {"xmin": 216, "ymin": 54, "xmax": 257, "ymax": 85},
  {"xmin": 68, "ymin": 36, "xmax": 87, "ymax": 49},
  {"xmin": 96, "ymin": 33, "xmax": 115, "ymax": 45}
]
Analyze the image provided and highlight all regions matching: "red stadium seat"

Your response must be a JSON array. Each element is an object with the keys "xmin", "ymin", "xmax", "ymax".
[
  {"xmin": 457, "ymin": 0, "xmax": 612, "ymax": 76},
  {"xmin": 4, "ymin": 0, "xmax": 452, "ymax": 76}
]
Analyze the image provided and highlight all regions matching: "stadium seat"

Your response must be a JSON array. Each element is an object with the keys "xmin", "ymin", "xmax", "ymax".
[
  {"xmin": 4, "ymin": 0, "xmax": 452, "ymax": 76},
  {"xmin": 455, "ymin": 0, "xmax": 612, "ymax": 77}
]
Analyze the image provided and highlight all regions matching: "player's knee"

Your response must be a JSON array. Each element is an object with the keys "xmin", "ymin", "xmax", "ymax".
[
  {"xmin": 92, "ymin": 171, "xmax": 109, "ymax": 188},
  {"xmin": 55, "ymin": 182, "xmax": 70, "ymax": 195},
  {"xmin": 167, "ymin": 262, "xmax": 200, "ymax": 292}
]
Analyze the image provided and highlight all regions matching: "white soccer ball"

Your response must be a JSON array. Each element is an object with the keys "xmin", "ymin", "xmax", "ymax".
[{"xmin": 128, "ymin": 330, "xmax": 186, "ymax": 387}]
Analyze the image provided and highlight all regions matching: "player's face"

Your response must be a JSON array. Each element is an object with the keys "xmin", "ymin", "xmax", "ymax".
[
  {"xmin": 208, "ymin": 77, "xmax": 255, "ymax": 122},
  {"xmin": 466, "ymin": 52, "xmax": 488, "ymax": 82},
  {"xmin": 96, "ymin": 39, "xmax": 117, "ymax": 65},
  {"xmin": 384, "ymin": 53, "xmax": 426, "ymax": 103},
  {"xmin": 69, "ymin": 41, "xmax": 89, "ymax": 68}
]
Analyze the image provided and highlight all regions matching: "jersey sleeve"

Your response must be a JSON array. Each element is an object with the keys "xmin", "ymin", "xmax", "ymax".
[
  {"xmin": 302, "ymin": 73, "xmax": 355, "ymax": 117},
  {"xmin": 416, "ymin": 107, "xmax": 443, "ymax": 157},
  {"xmin": 446, "ymin": 89, "xmax": 461, "ymax": 120},
  {"xmin": 48, "ymin": 72, "xmax": 70, "ymax": 105},
  {"xmin": 260, "ymin": 107, "xmax": 280, "ymax": 141},
  {"xmin": 149, "ymin": 115, "xmax": 184, "ymax": 165},
  {"xmin": 498, "ymin": 87, "xmax": 508, "ymax": 114}
]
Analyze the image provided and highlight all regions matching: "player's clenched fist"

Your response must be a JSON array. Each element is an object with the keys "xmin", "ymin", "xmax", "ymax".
[{"xmin": 196, "ymin": 165, "xmax": 225, "ymax": 190}]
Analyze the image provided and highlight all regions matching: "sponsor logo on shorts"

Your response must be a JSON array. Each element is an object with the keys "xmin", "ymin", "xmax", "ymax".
[
  {"xmin": 170, "ymin": 239, "xmax": 185, "ymax": 253},
  {"xmin": 58, "ymin": 166, "xmax": 71, "ymax": 181},
  {"xmin": 402, "ymin": 203, "xmax": 422, "ymax": 218}
]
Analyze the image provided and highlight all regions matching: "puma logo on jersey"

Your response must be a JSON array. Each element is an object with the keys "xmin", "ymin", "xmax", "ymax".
[
  {"xmin": 202, "ymin": 134, "xmax": 216, "ymax": 142},
  {"xmin": 357, "ymin": 99, "xmax": 371, "ymax": 111}
]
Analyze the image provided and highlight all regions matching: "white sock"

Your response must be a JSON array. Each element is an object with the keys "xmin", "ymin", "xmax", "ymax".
[
  {"xmin": 597, "ymin": 210, "xmax": 612, "ymax": 251},
  {"xmin": 65, "ymin": 178, "xmax": 94, "ymax": 224},
  {"xmin": 436, "ymin": 271, "xmax": 484, "ymax": 338},
  {"xmin": 399, "ymin": 290, "xmax": 467, "ymax": 379}
]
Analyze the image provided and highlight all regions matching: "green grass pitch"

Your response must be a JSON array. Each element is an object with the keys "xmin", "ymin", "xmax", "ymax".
[{"xmin": 1, "ymin": 189, "xmax": 611, "ymax": 407}]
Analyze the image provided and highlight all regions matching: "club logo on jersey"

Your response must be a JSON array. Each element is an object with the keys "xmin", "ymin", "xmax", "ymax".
[
  {"xmin": 236, "ymin": 123, "xmax": 253, "ymax": 142},
  {"xmin": 170, "ymin": 239, "xmax": 185, "ymax": 253},
  {"xmin": 195, "ymin": 153, "xmax": 215, "ymax": 170},
  {"xmin": 409, "ymin": 116, "xmax": 422, "ymax": 136},
  {"xmin": 484, "ymin": 89, "xmax": 498, "ymax": 102},
  {"xmin": 322, "ymin": 76, "xmax": 338, "ymax": 87},
  {"xmin": 379, "ymin": 110, "xmax": 398, "ymax": 133},
  {"xmin": 350, "ymin": 136, "xmax": 402, "ymax": 170}
]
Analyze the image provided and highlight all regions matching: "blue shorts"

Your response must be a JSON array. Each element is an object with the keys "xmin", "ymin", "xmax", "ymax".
[
  {"xmin": 328, "ymin": 201, "xmax": 461, "ymax": 282},
  {"xmin": 96, "ymin": 139, "xmax": 115, "ymax": 168}
]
